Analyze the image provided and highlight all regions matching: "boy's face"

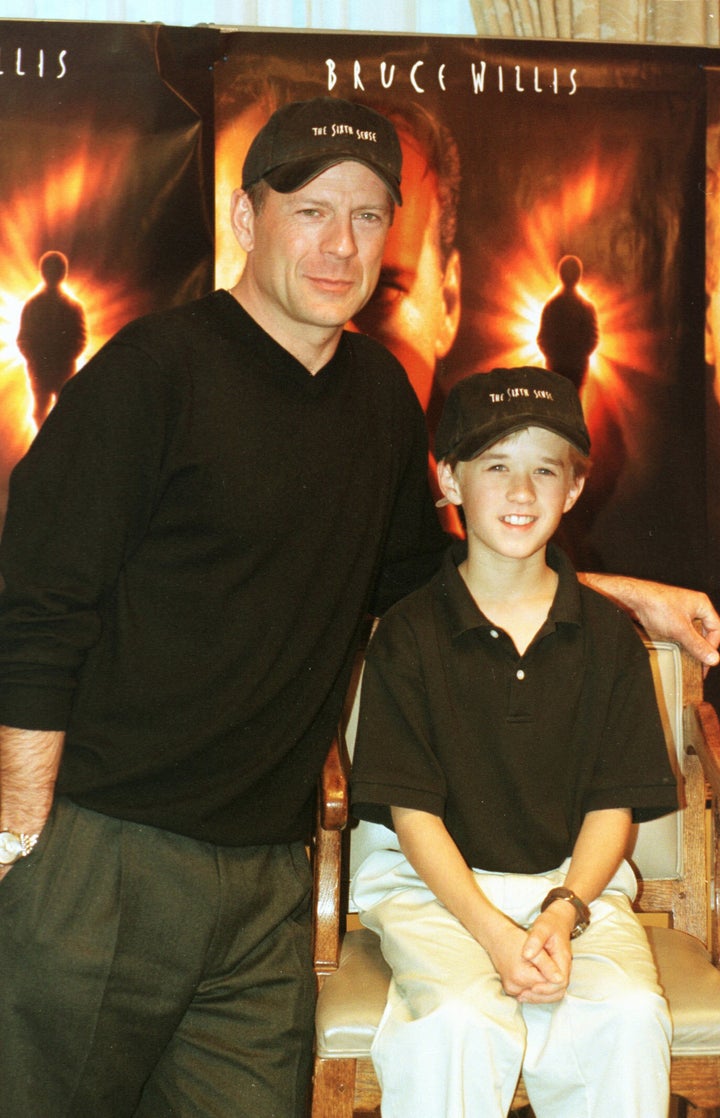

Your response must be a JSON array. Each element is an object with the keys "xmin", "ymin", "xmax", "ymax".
[{"xmin": 437, "ymin": 426, "xmax": 585, "ymax": 563}]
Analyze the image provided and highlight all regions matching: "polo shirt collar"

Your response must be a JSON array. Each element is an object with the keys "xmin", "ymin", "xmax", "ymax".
[{"xmin": 438, "ymin": 540, "xmax": 583, "ymax": 640}]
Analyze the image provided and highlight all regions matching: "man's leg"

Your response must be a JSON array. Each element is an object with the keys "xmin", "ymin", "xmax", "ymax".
[
  {"xmin": 0, "ymin": 799, "xmax": 315, "ymax": 1118},
  {"xmin": 134, "ymin": 841, "xmax": 315, "ymax": 1118},
  {"xmin": 0, "ymin": 797, "xmax": 176, "ymax": 1117}
]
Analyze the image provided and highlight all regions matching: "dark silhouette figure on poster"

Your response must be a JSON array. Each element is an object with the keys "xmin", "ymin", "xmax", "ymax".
[
  {"xmin": 536, "ymin": 256, "xmax": 623, "ymax": 568},
  {"xmin": 537, "ymin": 254, "xmax": 598, "ymax": 389},
  {"xmin": 17, "ymin": 251, "xmax": 87, "ymax": 427}
]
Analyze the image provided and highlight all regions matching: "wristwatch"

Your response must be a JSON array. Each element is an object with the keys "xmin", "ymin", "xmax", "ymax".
[
  {"xmin": 541, "ymin": 886, "xmax": 591, "ymax": 939},
  {"xmin": 0, "ymin": 831, "xmax": 40, "ymax": 865}
]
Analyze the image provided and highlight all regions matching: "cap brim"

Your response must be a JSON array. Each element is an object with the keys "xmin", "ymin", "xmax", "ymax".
[
  {"xmin": 263, "ymin": 155, "xmax": 402, "ymax": 205},
  {"xmin": 446, "ymin": 419, "xmax": 591, "ymax": 463}
]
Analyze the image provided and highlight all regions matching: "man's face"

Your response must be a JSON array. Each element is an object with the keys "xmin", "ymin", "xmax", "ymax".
[
  {"xmin": 351, "ymin": 131, "xmax": 460, "ymax": 411},
  {"xmin": 231, "ymin": 161, "xmax": 393, "ymax": 353}
]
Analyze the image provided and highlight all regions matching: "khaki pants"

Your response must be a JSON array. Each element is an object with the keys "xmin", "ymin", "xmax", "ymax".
[
  {"xmin": 352, "ymin": 850, "xmax": 671, "ymax": 1118},
  {"xmin": 0, "ymin": 797, "xmax": 315, "ymax": 1118}
]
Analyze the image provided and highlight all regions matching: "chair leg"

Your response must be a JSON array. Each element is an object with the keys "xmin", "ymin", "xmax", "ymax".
[
  {"xmin": 677, "ymin": 1098, "xmax": 720, "ymax": 1118},
  {"xmin": 311, "ymin": 1056, "xmax": 357, "ymax": 1118}
]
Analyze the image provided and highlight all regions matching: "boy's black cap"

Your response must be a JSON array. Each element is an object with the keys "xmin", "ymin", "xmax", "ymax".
[
  {"xmin": 242, "ymin": 97, "xmax": 403, "ymax": 204},
  {"xmin": 435, "ymin": 366, "xmax": 591, "ymax": 462}
]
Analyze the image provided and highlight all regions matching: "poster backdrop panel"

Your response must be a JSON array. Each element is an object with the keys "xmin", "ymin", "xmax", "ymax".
[
  {"xmin": 706, "ymin": 67, "xmax": 720, "ymax": 602},
  {"xmin": 0, "ymin": 20, "xmax": 218, "ymax": 530},
  {"xmin": 215, "ymin": 33, "xmax": 707, "ymax": 587}
]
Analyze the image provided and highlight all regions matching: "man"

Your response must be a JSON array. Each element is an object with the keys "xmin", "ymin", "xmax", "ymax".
[
  {"xmin": 0, "ymin": 94, "xmax": 717, "ymax": 1118},
  {"xmin": 216, "ymin": 88, "xmax": 462, "ymax": 421},
  {"xmin": 0, "ymin": 97, "xmax": 447, "ymax": 1118}
]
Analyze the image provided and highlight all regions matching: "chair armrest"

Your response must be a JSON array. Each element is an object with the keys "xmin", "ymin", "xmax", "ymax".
[
  {"xmin": 319, "ymin": 734, "xmax": 350, "ymax": 832},
  {"xmin": 313, "ymin": 733, "xmax": 351, "ymax": 981},
  {"xmin": 689, "ymin": 701, "xmax": 720, "ymax": 801},
  {"xmin": 685, "ymin": 699, "xmax": 720, "ymax": 966}
]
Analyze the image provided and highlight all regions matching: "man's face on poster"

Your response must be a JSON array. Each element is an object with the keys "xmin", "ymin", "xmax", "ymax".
[{"xmin": 350, "ymin": 130, "xmax": 461, "ymax": 412}]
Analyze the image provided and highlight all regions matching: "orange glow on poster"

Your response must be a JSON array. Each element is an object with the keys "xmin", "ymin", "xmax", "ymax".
[
  {"xmin": 468, "ymin": 154, "xmax": 656, "ymax": 434},
  {"xmin": 0, "ymin": 133, "xmax": 148, "ymax": 459}
]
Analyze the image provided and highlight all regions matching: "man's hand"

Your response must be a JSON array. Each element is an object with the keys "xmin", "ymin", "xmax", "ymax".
[
  {"xmin": 634, "ymin": 582, "xmax": 720, "ymax": 670},
  {"xmin": 580, "ymin": 574, "xmax": 720, "ymax": 672}
]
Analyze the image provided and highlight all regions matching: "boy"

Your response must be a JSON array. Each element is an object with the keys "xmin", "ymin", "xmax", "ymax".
[{"xmin": 350, "ymin": 366, "xmax": 678, "ymax": 1118}]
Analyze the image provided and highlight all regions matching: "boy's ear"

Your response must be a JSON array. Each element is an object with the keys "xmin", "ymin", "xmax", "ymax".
[
  {"xmin": 563, "ymin": 474, "xmax": 586, "ymax": 514},
  {"xmin": 436, "ymin": 458, "xmax": 464, "ymax": 507}
]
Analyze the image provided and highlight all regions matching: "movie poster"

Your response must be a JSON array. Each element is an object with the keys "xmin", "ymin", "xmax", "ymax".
[
  {"xmin": 706, "ymin": 67, "xmax": 720, "ymax": 605},
  {"xmin": 215, "ymin": 33, "xmax": 709, "ymax": 589},
  {"xmin": 0, "ymin": 20, "xmax": 218, "ymax": 534}
]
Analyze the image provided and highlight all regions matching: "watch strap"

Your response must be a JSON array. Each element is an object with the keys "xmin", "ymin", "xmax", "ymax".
[
  {"xmin": 0, "ymin": 830, "xmax": 41, "ymax": 864},
  {"xmin": 17, "ymin": 832, "xmax": 40, "ymax": 856},
  {"xmin": 540, "ymin": 886, "xmax": 591, "ymax": 939}
]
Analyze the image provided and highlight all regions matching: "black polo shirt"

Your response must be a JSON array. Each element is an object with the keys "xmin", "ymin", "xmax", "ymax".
[{"xmin": 351, "ymin": 543, "xmax": 679, "ymax": 874}]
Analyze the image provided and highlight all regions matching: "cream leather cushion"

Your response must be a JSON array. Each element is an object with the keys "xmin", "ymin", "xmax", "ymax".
[
  {"xmin": 316, "ymin": 925, "xmax": 720, "ymax": 1060},
  {"xmin": 646, "ymin": 927, "xmax": 720, "ymax": 1056},
  {"xmin": 316, "ymin": 928, "xmax": 390, "ymax": 1059}
]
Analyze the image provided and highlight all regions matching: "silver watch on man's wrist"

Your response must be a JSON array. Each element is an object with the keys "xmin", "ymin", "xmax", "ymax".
[{"xmin": 0, "ymin": 831, "xmax": 40, "ymax": 865}]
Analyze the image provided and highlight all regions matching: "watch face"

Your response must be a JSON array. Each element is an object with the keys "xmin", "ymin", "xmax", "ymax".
[{"xmin": 0, "ymin": 832, "xmax": 23, "ymax": 864}]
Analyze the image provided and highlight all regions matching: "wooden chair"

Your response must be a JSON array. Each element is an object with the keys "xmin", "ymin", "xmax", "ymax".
[{"xmin": 310, "ymin": 639, "xmax": 720, "ymax": 1117}]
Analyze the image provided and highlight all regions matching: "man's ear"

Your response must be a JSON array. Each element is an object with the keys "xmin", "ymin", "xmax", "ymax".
[
  {"xmin": 435, "ymin": 248, "xmax": 462, "ymax": 360},
  {"xmin": 436, "ymin": 458, "xmax": 463, "ymax": 507},
  {"xmin": 563, "ymin": 474, "xmax": 586, "ymax": 514},
  {"xmin": 230, "ymin": 188, "xmax": 255, "ymax": 253}
]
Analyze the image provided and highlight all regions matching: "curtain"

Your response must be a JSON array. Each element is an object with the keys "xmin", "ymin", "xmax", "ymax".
[
  {"xmin": 4, "ymin": 0, "xmax": 475, "ymax": 32},
  {"xmin": 468, "ymin": 0, "xmax": 720, "ymax": 46},
  {"xmin": 4, "ymin": 0, "xmax": 716, "ymax": 41}
]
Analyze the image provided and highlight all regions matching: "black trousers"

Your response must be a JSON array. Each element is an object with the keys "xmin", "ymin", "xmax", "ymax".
[{"xmin": 0, "ymin": 797, "xmax": 316, "ymax": 1117}]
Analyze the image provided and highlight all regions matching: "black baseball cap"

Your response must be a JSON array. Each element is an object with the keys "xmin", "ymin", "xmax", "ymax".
[
  {"xmin": 242, "ymin": 97, "xmax": 403, "ymax": 205},
  {"xmin": 435, "ymin": 367, "xmax": 591, "ymax": 463}
]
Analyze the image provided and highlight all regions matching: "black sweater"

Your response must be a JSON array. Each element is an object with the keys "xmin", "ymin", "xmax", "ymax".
[{"xmin": 0, "ymin": 291, "xmax": 446, "ymax": 845}]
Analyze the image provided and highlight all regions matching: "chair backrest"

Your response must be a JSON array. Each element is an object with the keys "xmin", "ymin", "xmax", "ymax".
[
  {"xmin": 342, "ymin": 637, "xmax": 709, "ymax": 945},
  {"xmin": 631, "ymin": 640, "xmax": 684, "ymax": 880}
]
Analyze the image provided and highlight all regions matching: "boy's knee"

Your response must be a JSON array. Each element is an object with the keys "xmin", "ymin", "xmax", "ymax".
[
  {"xmin": 430, "ymin": 988, "xmax": 525, "ymax": 1051},
  {"xmin": 599, "ymin": 983, "xmax": 671, "ymax": 1047}
]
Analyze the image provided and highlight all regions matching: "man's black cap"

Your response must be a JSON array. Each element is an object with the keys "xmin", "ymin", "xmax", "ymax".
[
  {"xmin": 242, "ymin": 96, "xmax": 403, "ymax": 204},
  {"xmin": 436, "ymin": 366, "xmax": 591, "ymax": 462}
]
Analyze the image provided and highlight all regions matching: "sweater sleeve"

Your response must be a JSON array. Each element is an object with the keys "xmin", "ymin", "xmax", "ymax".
[{"xmin": 0, "ymin": 338, "xmax": 180, "ymax": 730}]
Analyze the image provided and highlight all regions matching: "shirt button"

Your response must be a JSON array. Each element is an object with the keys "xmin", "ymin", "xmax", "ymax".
[
  {"xmin": 490, "ymin": 629, "xmax": 499, "ymax": 639},
  {"xmin": 516, "ymin": 669, "xmax": 526, "ymax": 680}
]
